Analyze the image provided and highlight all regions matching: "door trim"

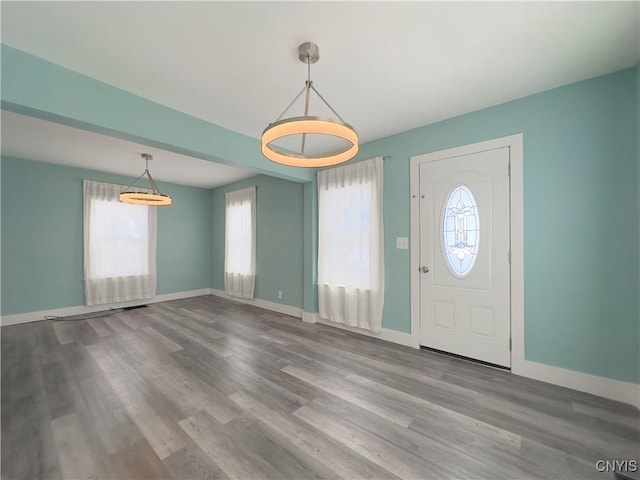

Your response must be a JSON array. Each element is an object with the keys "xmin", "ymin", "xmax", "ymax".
[{"xmin": 409, "ymin": 134, "xmax": 524, "ymax": 374}]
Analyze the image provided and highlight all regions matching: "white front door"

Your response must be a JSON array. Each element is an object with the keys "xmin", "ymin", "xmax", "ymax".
[{"xmin": 419, "ymin": 147, "xmax": 511, "ymax": 367}]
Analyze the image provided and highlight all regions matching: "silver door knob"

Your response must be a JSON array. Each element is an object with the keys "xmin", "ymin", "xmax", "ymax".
[{"xmin": 421, "ymin": 266, "xmax": 430, "ymax": 273}]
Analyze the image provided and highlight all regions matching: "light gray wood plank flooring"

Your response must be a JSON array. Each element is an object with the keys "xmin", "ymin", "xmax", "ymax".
[{"xmin": 2, "ymin": 295, "xmax": 638, "ymax": 479}]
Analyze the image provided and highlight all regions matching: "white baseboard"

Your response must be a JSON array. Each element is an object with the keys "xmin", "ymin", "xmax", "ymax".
[
  {"xmin": 0, "ymin": 289, "xmax": 212, "ymax": 327},
  {"xmin": 513, "ymin": 359, "xmax": 640, "ymax": 410},
  {"xmin": 312, "ymin": 314, "xmax": 420, "ymax": 349},
  {"xmin": 201, "ymin": 293, "xmax": 417, "ymax": 351},
  {"xmin": 301, "ymin": 312, "xmax": 317, "ymax": 324},
  {"xmin": 208, "ymin": 289, "xmax": 302, "ymax": 318},
  {"xmin": 315, "ymin": 319, "xmax": 639, "ymax": 408}
]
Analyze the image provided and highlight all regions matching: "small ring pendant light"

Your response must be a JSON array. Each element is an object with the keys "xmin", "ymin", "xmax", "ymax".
[
  {"xmin": 261, "ymin": 42, "xmax": 359, "ymax": 168},
  {"xmin": 120, "ymin": 153, "xmax": 172, "ymax": 206}
]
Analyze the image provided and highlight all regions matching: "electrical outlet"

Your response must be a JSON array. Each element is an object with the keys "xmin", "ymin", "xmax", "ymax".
[
  {"xmin": 278, "ymin": 290, "xmax": 283, "ymax": 300},
  {"xmin": 396, "ymin": 237, "xmax": 409, "ymax": 249}
]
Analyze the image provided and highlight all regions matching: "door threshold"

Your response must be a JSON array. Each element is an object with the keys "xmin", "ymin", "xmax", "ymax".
[{"xmin": 420, "ymin": 346, "xmax": 511, "ymax": 372}]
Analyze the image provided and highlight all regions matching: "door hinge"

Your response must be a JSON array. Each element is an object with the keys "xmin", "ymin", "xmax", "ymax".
[
  {"xmin": 508, "ymin": 162, "xmax": 511, "ymax": 177},
  {"xmin": 509, "ymin": 337, "xmax": 512, "ymax": 351}
]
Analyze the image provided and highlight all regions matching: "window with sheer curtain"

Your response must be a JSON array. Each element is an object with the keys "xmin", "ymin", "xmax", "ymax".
[
  {"xmin": 83, "ymin": 180, "xmax": 157, "ymax": 306},
  {"xmin": 224, "ymin": 186, "xmax": 256, "ymax": 298},
  {"xmin": 317, "ymin": 157, "xmax": 384, "ymax": 332}
]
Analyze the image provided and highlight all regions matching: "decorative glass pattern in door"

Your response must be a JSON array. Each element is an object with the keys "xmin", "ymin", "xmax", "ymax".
[{"xmin": 442, "ymin": 185, "xmax": 480, "ymax": 277}]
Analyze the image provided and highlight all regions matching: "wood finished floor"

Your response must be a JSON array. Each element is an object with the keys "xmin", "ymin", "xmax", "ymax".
[{"xmin": 2, "ymin": 295, "xmax": 638, "ymax": 480}]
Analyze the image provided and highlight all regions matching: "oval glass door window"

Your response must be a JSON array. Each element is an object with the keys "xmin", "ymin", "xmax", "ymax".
[{"xmin": 442, "ymin": 185, "xmax": 480, "ymax": 277}]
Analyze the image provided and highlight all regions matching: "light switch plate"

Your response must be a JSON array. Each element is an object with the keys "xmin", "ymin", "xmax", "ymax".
[{"xmin": 396, "ymin": 237, "xmax": 409, "ymax": 249}]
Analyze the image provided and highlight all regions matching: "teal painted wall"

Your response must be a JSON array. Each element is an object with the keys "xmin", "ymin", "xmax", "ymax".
[
  {"xmin": 353, "ymin": 66, "xmax": 639, "ymax": 383},
  {"xmin": 211, "ymin": 175, "xmax": 304, "ymax": 309},
  {"xmin": 1, "ymin": 156, "xmax": 212, "ymax": 315}
]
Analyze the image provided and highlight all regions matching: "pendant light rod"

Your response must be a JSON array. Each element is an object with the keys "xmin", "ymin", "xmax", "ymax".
[
  {"xmin": 300, "ymin": 57, "xmax": 312, "ymax": 155},
  {"xmin": 120, "ymin": 153, "xmax": 172, "ymax": 206},
  {"xmin": 274, "ymin": 85, "xmax": 308, "ymax": 123},
  {"xmin": 145, "ymin": 168, "xmax": 161, "ymax": 195},
  {"xmin": 122, "ymin": 153, "xmax": 160, "ymax": 194},
  {"xmin": 143, "ymin": 154, "xmax": 162, "ymax": 195},
  {"xmin": 310, "ymin": 84, "xmax": 347, "ymax": 123},
  {"xmin": 122, "ymin": 169, "xmax": 148, "ymax": 193}
]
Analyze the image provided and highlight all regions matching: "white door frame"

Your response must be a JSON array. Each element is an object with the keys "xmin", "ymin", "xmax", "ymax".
[{"xmin": 409, "ymin": 133, "xmax": 525, "ymax": 374}]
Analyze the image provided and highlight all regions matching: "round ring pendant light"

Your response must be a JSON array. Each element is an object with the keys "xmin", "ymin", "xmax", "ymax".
[
  {"xmin": 119, "ymin": 191, "xmax": 172, "ymax": 206},
  {"xmin": 261, "ymin": 42, "xmax": 359, "ymax": 168},
  {"xmin": 120, "ymin": 153, "xmax": 172, "ymax": 206}
]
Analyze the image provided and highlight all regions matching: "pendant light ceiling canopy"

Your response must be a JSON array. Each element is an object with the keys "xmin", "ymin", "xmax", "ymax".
[
  {"xmin": 120, "ymin": 153, "xmax": 172, "ymax": 206},
  {"xmin": 261, "ymin": 42, "xmax": 359, "ymax": 168}
]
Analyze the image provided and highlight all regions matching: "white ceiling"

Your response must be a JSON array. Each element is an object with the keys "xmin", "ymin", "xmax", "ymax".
[
  {"xmin": 0, "ymin": 111, "xmax": 256, "ymax": 188},
  {"xmin": 1, "ymin": 1, "xmax": 638, "ymax": 181}
]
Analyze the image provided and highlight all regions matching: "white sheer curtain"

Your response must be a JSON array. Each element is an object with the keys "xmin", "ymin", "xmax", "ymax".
[
  {"xmin": 224, "ymin": 186, "xmax": 256, "ymax": 298},
  {"xmin": 83, "ymin": 180, "xmax": 157, "ymax": 306},
  {"xmin": 317, "ymin": 157, "xmax": 384, "ymax": 332}
]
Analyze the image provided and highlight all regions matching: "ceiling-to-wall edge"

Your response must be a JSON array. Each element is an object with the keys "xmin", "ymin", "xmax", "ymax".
[{"xmin": 0, "ymin": 44, "xmax": 314, "ymax": 184}]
